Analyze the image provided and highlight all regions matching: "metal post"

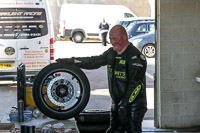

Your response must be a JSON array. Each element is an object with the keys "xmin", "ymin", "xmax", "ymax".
[
  {"xmin": 17, "ymin": 64, "xmax": 26, "ymax": 105},
  {"xmin": 17, "ymin": 64, "xmax": 26, "ymax": 122}
]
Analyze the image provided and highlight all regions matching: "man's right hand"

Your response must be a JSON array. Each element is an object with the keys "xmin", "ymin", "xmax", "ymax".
[
  {"xmin": 56, "ymin": 57, "xmax": 75, "ymax": 64},
  {"xmin": 118, "ymin": 106, "xmax": 127, "ymax": 125}
]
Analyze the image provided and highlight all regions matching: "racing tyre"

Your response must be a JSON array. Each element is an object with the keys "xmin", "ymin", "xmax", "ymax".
[
  {"xmin": 75, "ymin": 109, "xmax": 110, "ymax": 124},
  {"xmin": 32, "ymin": 63, "xmax": 90, "ymax": 120},
  {"xmin": 77, "ymin": 123, "xmax": 109, "ymax": 132},
  {"xmin": 72, "ymin": 32, "xmax": 84, "ymax": 43},
  {"xmin": 142, "ymin": 43, "xmax": 155, "ymax": 58}
]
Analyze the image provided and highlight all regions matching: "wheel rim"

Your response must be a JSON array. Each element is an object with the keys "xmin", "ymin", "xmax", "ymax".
[
  {"xmin": 144, "ymin": 45, "xmax": 155, "ymax": 57},
  {"xmin": 47, "ymin": 76, "xmax": 77, "ymax": 106},
  {"xmin": 39, "ymin": 70, "xmax": 83, "ymax": 112},
  {"xmin": 75, "ymin": 34, "xmax": 82, "ymax": 42}
]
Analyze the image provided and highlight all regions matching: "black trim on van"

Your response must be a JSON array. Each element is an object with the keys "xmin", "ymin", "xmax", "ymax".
[
  {"xmin": 65, "ymin": 29, "xmax": 73, "ymax": 36},
  {"xmin": 0, "ymin": 8, "xmax": 48, "ymax": 39},
  {"xmin": 87, "ymin": 33, "xmax": 99, "ymax": 36}
]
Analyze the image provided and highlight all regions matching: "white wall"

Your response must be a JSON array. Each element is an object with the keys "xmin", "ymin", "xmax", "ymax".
[{"xmin": 148, "ymin": 0, "xmax": 155, "ymax": 17}]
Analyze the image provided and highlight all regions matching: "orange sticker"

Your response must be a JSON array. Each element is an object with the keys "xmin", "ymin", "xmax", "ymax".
[
  {"xmin": 24, "ymin": 51, "xmax": 44, "ymax": 59},
  {"xmin": 22, "ymin": 61, "xmax": 48, "ymax": 68}
]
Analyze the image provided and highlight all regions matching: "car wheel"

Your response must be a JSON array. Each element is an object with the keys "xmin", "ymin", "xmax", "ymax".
[
  {"xmin": 142, "ymin": 44, "xmax": 155, "ymax": 58},
  {"xmin": 32, "ymin": 63, "xmax": 90, "ymax": 120},
  {"xmin": 72, "ymin": 32, "xmax": 84, "ymax": 43},
  {"xmin": 75, "ymin": 109, "xmax": 110, "ymax": 124}
]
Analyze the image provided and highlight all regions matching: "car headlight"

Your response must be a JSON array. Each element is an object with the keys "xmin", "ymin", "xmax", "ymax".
[{"xmin": 132, "ymin": 39, "xmax": 143, "ymax": 44}]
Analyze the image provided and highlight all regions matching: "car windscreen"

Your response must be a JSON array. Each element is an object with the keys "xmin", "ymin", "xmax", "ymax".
[
  {"xmin": 127, "ymin": 23, "xmax": 137, "ymax": 33},
  {"xmin": 0, "ymin": 8, "xmax": 48, "ymax": 39},
  {"xmin": 116, "ymin": 20, "xmax": 123, "ymax": 25}
]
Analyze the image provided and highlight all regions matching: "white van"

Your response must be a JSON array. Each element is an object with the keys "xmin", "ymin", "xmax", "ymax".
[
  {"xmin": 58, "ymin": 4, "xmax": 137, "ymax": 43},
  {"xmin": 0, "ymin": 0, "xmax": 54, "ymax": 80}
]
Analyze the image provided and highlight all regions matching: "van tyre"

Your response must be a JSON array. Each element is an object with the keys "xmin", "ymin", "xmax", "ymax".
[
  {"xmin": 32, "ymin": 63, "xmax": 90, "ymax": 120},
  {"xmin": 75, "ymin": 109, "xmax": 110, "ymax": 124},
  {"xmin": 72, "ymin": 32, "xmax": 84, "ymax": 43}
]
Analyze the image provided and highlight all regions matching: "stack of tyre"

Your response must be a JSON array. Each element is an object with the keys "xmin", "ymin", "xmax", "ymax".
[{"xmin": 75, "ymin": 109, "xmax": 110, "ymax": 133}]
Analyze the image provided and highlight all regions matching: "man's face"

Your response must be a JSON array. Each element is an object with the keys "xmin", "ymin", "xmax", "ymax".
[{"xmin": 109, "ymin": 32, "xmax": 124, "ymax": 53}]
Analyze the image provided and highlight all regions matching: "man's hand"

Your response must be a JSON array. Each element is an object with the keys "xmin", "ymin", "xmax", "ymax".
[
  {"xmin": 56, "ymin": 57, "xmax": 74, "ymax": 64},
  {"xmin": 118, "ymin": 106, "xmax": 127, "ymax": 125}
]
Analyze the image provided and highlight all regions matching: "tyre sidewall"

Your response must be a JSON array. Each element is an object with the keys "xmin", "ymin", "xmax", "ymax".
[{"xmin": 75, "ymin": 109, "xmax": 110, "ymax": 124}]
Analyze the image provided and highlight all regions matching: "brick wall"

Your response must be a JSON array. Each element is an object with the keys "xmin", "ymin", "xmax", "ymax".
[{"xmin": 159, "ymin": 0, "xmax": 200, "ymax": 128}]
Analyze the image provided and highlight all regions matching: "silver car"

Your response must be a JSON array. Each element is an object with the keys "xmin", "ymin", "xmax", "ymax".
[{"xmin": 129, "ymin": 31, "xmax": 155, "ymax": 58}]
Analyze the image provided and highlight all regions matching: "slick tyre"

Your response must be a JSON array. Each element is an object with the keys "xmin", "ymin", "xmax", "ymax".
[
  {"xmin": 77, "ymin": 123, "xmax": 109, "ymax": 132},
  {"xmin": 32, "ymin": 63, "xmax": 90, "ymax": 120},
  {"xmin": 75, "ymin": 109, "xmax": 110, "ymax": 124}
]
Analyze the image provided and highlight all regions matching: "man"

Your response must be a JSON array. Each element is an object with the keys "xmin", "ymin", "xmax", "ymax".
[
  {"xmin": 56, "ymin": 25, "xmax": 147, "ymax": 133},
  {"xmin": 99, "ymin": 18, "xmax": 109, "ymax": 46}
]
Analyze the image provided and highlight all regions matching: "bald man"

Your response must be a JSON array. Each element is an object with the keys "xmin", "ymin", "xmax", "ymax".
[{"xmin": 57, "ymin": 25, "xmax": 147, "ymax": 133}]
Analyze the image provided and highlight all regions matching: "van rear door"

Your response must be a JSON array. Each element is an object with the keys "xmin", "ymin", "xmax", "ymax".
[
  {"xmin": 0, "ymin": 7, "xmax": 18, "ymax": 71},
  {"xmin": 15, "ymin": 8, "xmax": 50, "ymax": 70},
  {"xmin": 0, "ymin": 7, "xmax": 50, "ymax": 71}
]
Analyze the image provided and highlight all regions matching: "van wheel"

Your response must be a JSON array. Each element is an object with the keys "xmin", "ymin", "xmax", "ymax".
[
  {"xmin": 32, "ymin": 63, "xmax": 90, "ymax": 120},
  {"xmin": 72, "ymin": 32, "xmax": 84, "ymax": 43}
]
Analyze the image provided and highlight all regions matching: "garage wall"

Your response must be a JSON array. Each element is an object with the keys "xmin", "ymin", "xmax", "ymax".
[{"xmin": 159, "ymin": 0, "xmax": 200, "ymax": 128}]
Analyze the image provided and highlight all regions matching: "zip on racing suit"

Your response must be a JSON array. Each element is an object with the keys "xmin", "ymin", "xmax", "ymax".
[{"xmin": 72, "ymin": 43, "xmax": 147, "ymax": 133}]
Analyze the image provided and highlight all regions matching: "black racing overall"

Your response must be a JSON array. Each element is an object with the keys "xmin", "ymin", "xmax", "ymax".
[{"xmin": 75, "ymin": 43, "xmax": 147, "ymax": 133}]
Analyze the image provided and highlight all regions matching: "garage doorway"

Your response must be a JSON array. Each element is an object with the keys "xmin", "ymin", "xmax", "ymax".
[{"xmin": 51, "ymin": 0, "xmax": 157, "ymax": 130}]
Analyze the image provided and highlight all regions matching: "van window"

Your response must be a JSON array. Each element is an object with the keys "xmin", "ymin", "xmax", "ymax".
[
  {"xmin": 124, "ymin": 13, "xmax": 134, "ymax": 18},
  {"xmin": 0, "ymin": 8, "xmax": 48, "ymax": 39}
]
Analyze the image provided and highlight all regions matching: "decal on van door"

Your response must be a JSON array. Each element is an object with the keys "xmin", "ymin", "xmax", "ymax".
[
  {"xmin": 21, "ymin": 61, "xmax": 48, "ymax": 68},
  {"xmin": 0, "ymin": 8, "xmax": 48, "ymax": 39},
  {"xmin": 5, "ymin": 47, "xmax": 15, "ymax": 55},
  {"xmin": 24, "ymin": 50, "xmax": 44, "ymax": 59}
]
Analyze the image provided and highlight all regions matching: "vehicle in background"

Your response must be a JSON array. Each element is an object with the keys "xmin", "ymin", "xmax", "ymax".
[
  {"xmin": 127, "ymin": 21, "xmax": 155, "ymax": 39},
  {"xmin": 0, "ymin": 0, "xmax": 54, "ymax": 80},
  {"xmin": 129, "ymin": 31, "xmax": 155, "ymax": 58},
  {"xmin": 58, "ymin": 4, "xmax": 137, "ymax": 43},
  {"xmin": 116, "ymin": 17, "xmax": 155, "ymax": 29}
]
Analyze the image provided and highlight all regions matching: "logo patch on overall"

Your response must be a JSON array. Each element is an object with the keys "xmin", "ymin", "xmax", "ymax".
[
  {"xmin": 129, "ymin": 84, "xmax": 142, "ymax": 103},
  {"xmin": 140, "ymin": 55, "xmax": 146, "ymax": 60},
  {"xmin": 119, "ymin": 60, "xmax": 126, "ymax": 64}
]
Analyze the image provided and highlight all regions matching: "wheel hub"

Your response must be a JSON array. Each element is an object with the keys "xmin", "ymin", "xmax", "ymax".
[
  {"xmin": 47, "ymin": 76, "xmax": 77, "ymax": 106},
  {"xmin": 56, "ymin": 85, "xmax": 68, "ymax": 97}
]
